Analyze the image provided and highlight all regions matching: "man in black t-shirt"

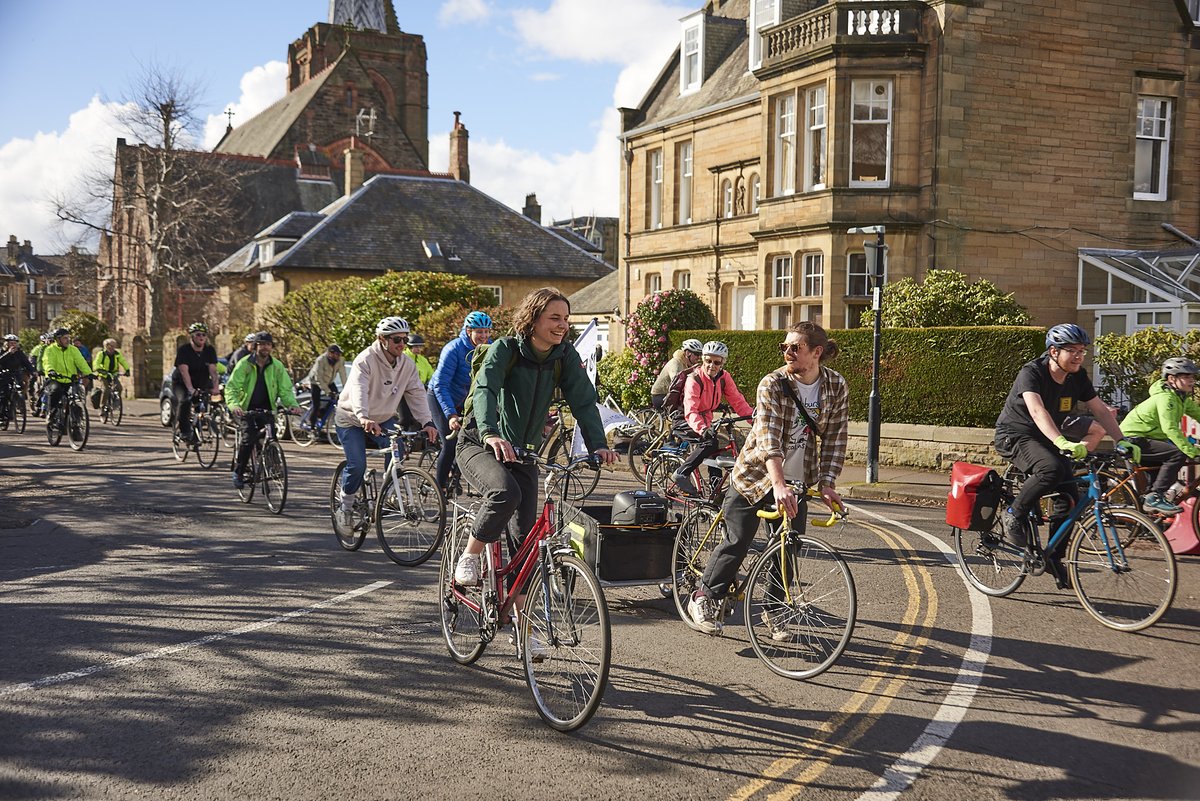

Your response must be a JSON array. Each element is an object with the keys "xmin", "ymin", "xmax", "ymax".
[
  {"xmin": 994, "ymin": 324, "xmax": 1137, "ymax": 586},
  {"xmin": 172, "ymin": 322, "xmax": 219, "ymax": 441}
]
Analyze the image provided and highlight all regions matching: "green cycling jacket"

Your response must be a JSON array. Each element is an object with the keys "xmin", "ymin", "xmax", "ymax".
[
  {"xmin": 471, "ymin": 335, "xmax": 606, "ymax": 453},
  {"xmin": 225, "ymin": 355, "xmax": 298, "ymax": 411},
  {"xmin": 41, "ymin": 344, "xmax": 92, "ymax": 383},
  {"xmin": 1120, "ymin": 379, "xmax": 1200, "ymax": 459}
]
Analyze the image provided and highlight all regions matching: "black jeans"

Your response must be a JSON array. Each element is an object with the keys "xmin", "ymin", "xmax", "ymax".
[
  {"xmin": 427, "ymin": 389, "xmax": 457, "ymax": 490},
  {"xmin": 1127, "ymin": 437, "xmax": 1190, "ymax": 493},
  {"xmin": 997, "ymin": 434, "xmax": 1076, "ymax": 554},
  {"xmin": 172, "ymin": 381, "xmax": 203, "ymax": 437},
  {"xmin": 699, "ymin": 487, "xmax": 807, "ymax": 600},
  {"xmin": 676, "ymin": 434, "xmax": 725, "ymax": 480},
  {"xmin": 306, "ymin": 385, "xmax": 326, "ymax": 427},
  {"xmin": 456, "ymin": 430, "xmax": 540, "ymax": 545},
  {"xmin": 46, "ymin": 380, "xmax": 70, "ymax": 418},
  {"xmin": 234, "ymin": 413, "xmax": 270, "ymax": 477}
]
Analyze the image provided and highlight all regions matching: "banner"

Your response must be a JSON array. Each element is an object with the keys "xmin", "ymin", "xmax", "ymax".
[
  {"xmin": 572, "ymin": 318, "xmax": 600, "ymax": 388},
  {"xmin": 571, "ymin": 402, "xmax": 637, "ymax": 457}
]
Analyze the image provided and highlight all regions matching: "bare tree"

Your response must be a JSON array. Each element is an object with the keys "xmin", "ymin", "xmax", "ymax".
[{"xmin": 54, "ymin": 63, "xmax": 251, "ymax": 338}]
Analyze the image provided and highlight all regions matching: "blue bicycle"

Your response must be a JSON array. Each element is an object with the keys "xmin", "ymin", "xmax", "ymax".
[
  {"xmin": 954, "ymin": 451, "xmax": 1177, "ymax": 632},
  {"xmin": 294, "ymin": 388, "xmax": 340, "ymax": 448}
]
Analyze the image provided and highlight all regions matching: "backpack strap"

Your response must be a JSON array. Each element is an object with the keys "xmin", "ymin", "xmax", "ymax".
[{"xmin": 775, "ymin": 372, "xmax": 819, "ymax": 433}]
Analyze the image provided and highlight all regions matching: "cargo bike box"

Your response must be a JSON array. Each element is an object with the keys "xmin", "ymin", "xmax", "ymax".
[{"xmin": 562, "ymin": 490, "xmax": 675, "ymax": 586}]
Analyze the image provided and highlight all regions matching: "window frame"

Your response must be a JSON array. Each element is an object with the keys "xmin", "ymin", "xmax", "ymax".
[
  {"xmin": 805, "ymin": 84, "xmax": 827, "ymax": 191},
  {"xmin": 721, "ymin": 178, "xmax": 734, "ymax": 219},
  {"xmin": 849, "ymin": 79, "xmax": 893, "ymax": 188},
  {"xmin": 677, "ymin": 141, "xmax": 693, "ymax": 224},
  {"xmin": 649, "ymin": 149, "xmax": 664, "ymax": 229},
  {"xmin": 749, "ymin": 0, "xmax": 780, "ymax": 70},
  {"xmin": 647, "ymin": 273, "xmax": 663, "ymax": 295},
  {"xmin": 479, "ymin": 285, "xmax": 502, "ymax": 305},
  {"xmin": 772, "ymin": 255, "xmax": 794, "ymax": 298},
  {"xmin": 1134, "ymin": 96, "xmax": 1171, "ymax": 201},
  {"xmin": 803, "ymin": 252, "xmax": 824, "ymax": 297},
  {"xmin": 675, "ymin": 270, "xmax": 691, "ymax": 291},
  {"xmin": 774, "ymin": 92, "xmax": 796, "ymax": 196},
  {"xmin": 847, "ymin": 251, "xmax": 887, "ymax": 297},
  {"xmin": 680, "ymin": 16, "xmax": 703, "ymax": 95}
]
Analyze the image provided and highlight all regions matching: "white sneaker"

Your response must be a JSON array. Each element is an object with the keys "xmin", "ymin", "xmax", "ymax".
[
  {"xmin": 687, "ymin": 592, "xmax": 722, "ymax": 635},
  {"xmin": 334, "ymin": 505, "xmax": 353, "ymax": 531},
  {"xmin": 454, "ymin": 553, "xmax": 481, "ymax": 585},
  {"xmin": 761, "ymin": 609, "xmax": 793, "ymax": 642},
  {"xmin": 509, "ymin": 631, "xmax": 548, "ymax": 664}
]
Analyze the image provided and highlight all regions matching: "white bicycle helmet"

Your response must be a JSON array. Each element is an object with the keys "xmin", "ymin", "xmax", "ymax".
[
  {"xmin": 682, "ymin": 338, "xmax": 703, "ymax": 354},
  {"xmin": 702, "ymin": 341, "xmax": 729, "ymax": 359},
  {"xmin": 375, "ymin": 316, "xmax": 411, "ymax": 336}
]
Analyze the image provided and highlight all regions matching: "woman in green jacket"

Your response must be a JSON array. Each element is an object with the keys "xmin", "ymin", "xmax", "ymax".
[
  {"xmin": 1120, "ymin": 357, "xmax": 1200, "ymax": 514},
  {"xmin": 451, "ymin": 287, "xmax": 618, "ymax": 592}
]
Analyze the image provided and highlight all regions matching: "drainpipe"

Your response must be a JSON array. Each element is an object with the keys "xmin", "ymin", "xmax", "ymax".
[{"xmin": 622, "ymin": 141, "xmax": 633, "ymax": 329}]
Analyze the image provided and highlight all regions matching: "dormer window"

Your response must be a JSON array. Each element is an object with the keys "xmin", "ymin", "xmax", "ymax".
[
  {"xmin": 680, "ymin": 13, "xmax": 704, "ymax": 95},
  {"xmin": 749, "ymin": 0, "xmax": 779, "ymax": 70},
  {"xmin": 1189, "ymin": 0, "xmax": 1200, "ymax": 23},
  {"xmin": 423, "ymin": 240, "xmax": 444, "ymax": 258}
]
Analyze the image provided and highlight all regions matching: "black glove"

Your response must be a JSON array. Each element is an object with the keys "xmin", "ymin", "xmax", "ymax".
[{"xmin": 701, "ymin": 427, "xmax": 717, "ymax": 442}]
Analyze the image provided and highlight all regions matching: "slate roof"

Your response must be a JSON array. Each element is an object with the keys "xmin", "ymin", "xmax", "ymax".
[
  {"xmin": 567, "ymin": 271, "xmax": 619, "ymax": 316},
  {"xmin": 225, "ymin": 175, "xmax": 614, "ymax": 281},
  {"xmin": 214, "ymin": 61, "xmax": 340, "ymax": 158},
  {"xmin": 263, "ymin": 211, "xmax": 326, "ymax": 239},
  {"xmin": 16, "ymin": 254, "xmax": 65, "ymax": 277},
  {"xmin": 631, "ymin": 0, "xmax": 758, "ymax": 133}
]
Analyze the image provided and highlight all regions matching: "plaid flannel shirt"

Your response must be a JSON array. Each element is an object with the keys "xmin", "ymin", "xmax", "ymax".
[{"xmin": 730, "ymin": 365, "xmax": 849, "ymax": 504}]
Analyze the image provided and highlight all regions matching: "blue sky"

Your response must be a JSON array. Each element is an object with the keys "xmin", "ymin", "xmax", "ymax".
[{"xmin": 0, "ymin": 0, "xmax": 693, "ymax": 252}]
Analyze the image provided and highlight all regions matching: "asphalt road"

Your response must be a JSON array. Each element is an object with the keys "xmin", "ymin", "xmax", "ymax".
[{"xmin": 1, "ymin": 403, "xmax": 1197, "ymax": 801}]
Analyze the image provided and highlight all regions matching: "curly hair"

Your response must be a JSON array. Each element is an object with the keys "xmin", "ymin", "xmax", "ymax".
[
  {"xmin": 788, "ymin": 321, "xmax": 839, "ymax": 363},
  {"xmin": 511, "ymin": 287, "xmax": 571, "ymax": 339}
]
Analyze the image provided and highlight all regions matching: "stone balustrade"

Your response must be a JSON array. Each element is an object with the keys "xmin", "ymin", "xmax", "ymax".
[{"xmin": 763, "ymin": 2, "xmax": 921, "ymax": 66}]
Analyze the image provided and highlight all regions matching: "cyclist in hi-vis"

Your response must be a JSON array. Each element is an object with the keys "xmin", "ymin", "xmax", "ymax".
[
  {"xmin": 687, "ymin": 322, "xmax": 848, "ymax": 635},
  {"xmin": 225, "ymin": 332, "xmax": 302, "ymax": 490},
  {"xmin": 1120, "ymin": 356, "xmax": 1200, "ymax": 515},
  {"xmin": 993, "ymin": 323, "xmax": 1140, "ymax": 588},
  {"xmin": 40, "ymin": 327, "xmax": 92, "ymax": 419},
  {"xmin": 332, "ymin": 317, "xmax": 437, "ymax": 530},
  {"xmin": 91, "ymin": 338, "xmax": 130, "ymax": 409}
]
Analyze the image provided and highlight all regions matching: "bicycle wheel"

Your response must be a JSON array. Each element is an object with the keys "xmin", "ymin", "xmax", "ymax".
[
  {"xmin": 66, "ymin": 399, "xmax": 89, "ymax": 451},
  {"xmin": 261, "ymin": 441, "xmax": 288, "ymax": 514},
  {"xmin": 671, "ymin": 504, "xmax": 725, "ymax": 630},
  {"xmin": 274, "ymin": 408, "xmax": 291, "ymax": 442},
  {"xmin": 330, "ymin": 459, "xmax": 367, "ymax": 550},
  {"xmin": 376, "ymin": 467, "xmax": 446, "ymax": 566},
  {"xmin": 1069, "ymin": 507, "xmax": 1176, "ymax": 632},
  {"xmin": 195, "ymin": 417, "xmax": 221, "ymax": 469},
  {"xmin": 218, "ymin": 410, "xmax": 237, "ymax": 448},
  {"xmin": 645, "ymin": 453, "xmax": 683, "ymax": 495},
  {"xmin": 438, "ymin": 515, "xmax": 486, "ymax": 664},
  {"xmin": 522, "ymin": 552, "xmax": 611, "ymax": 732},
  {"xmin": 953, "ymin": 519, "xmax": 1027, "ymax": 597},
  {"xmin": 745, "ymin": 535, "xmax": 856, "ymax": 680},
  {"xmin": 110, "ymin": 393, "xmax": 124, "ymax": 426},
  {"xmin": 625, "ymin": 429, "xmax": 657, "ymax": 482},
  {"xmin": 11, "ymin": 390, "xmax": 26, "ymax": 433},
  {"xmin": 629, "ymin": 406, "xmax": 661, "ymax": 431},
  {"xmin": 293, "ymin": 418, "xmax": 317, "ymax": 447},
  {"xmin": 171, "ymin": 421, "xmax": 189, "ymax": 462},
  {"xmin": 237, "ymin": 444, "xmax": 256, "ymax": 503}
]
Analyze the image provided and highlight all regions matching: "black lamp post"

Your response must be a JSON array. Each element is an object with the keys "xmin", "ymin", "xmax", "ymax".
[{"xmin": 849, "ymin": 225, "xmax": 886, "ymax": 483}]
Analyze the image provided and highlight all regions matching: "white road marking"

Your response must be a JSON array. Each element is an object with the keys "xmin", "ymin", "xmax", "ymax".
[
  {"xmin": 0, "ymin": 580, "xmax": 393, "ymax": 698},
  {"xmin": 847, "ymin": 503, "xmax": 993, "ymax": 801}
]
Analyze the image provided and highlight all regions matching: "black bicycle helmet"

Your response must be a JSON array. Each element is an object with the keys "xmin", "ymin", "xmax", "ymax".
[
  {"xmin": 408, "ymin": 334, "xmax": 425, "ymax": 346},
  {"xmin": 1162, "ymin": 357, "xmax": 1198, "ymax": 378},
  {"xmin": 254, "ymin": 331, "xmax": 274, "ymax": 345},
  {"xmin": 52, "ymin": 327, "xmax": 70, "ymax": 338},
  {"xmin": 1045, "ymin": 323, "xmax": 1090, "ymax": 349}
]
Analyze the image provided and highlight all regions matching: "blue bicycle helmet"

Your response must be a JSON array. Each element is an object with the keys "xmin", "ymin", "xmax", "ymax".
[
  {"xmin": 1045, "ymin": 323, "xmax": 1090, "ymax": 349},
  {"xmin": 464, "ymin": 311, "xmax": 493, "ymax": 330}
]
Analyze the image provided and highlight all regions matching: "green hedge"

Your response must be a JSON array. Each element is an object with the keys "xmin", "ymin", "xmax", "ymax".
[{"xmin": 670, "ymin": 326, "xmax": 1045, "ymax": 428}]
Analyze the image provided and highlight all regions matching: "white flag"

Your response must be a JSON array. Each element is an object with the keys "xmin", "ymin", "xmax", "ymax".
[
  {"xmin": 572, "ymin": 318, "xmax": 600, "ymax": 387},
  {"xmin": 571, "ymin": 401, "xmax": 637, "ymax": 457}
]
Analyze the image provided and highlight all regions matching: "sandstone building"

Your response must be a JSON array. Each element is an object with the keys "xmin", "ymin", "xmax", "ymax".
[{"xmin": 616, "ymin": 0, "xmax": 1200, "ymax": 342}]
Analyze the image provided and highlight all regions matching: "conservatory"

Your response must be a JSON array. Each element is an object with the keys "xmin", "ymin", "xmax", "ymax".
[{"xmin": 1078, "ymin": 247, "xmax": 1200, "ymax": 337}]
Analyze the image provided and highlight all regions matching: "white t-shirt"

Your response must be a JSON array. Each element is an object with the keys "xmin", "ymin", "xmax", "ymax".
[{"xmin": 783, "ymin": 375, "xmax": 821, "ymax": 480}]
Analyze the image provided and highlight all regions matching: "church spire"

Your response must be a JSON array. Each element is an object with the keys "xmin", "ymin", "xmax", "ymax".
[{"xmin": 328, "ymin": 0, "xmax": 399, "ymax": 35}]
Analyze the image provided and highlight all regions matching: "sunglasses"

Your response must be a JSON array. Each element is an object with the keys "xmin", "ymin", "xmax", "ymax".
[
  {"xmin": 388, "ymin": 335, "xmax": 409, "ymax": 345},
  {"xmin": 778, "ymin": 342, "xmax": 803, "ymax": 355},
  {"xmin": 702, "ymin": 357, "xmax": 724, "ymax": 366}
]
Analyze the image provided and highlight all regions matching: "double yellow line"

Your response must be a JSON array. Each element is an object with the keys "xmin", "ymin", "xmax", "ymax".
[{"xmin": 728, "ymin": 520, "xmax": 938, "ymax": 801}]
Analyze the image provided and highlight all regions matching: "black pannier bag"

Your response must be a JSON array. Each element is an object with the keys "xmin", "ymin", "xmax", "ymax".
[{"xmin": 563, "ymin": 491, "xmax": 674, "ymax": 583}]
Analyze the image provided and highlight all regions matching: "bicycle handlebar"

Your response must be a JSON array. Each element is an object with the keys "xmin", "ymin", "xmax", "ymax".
[{"xmin": 756, "ymin": 487, "xmax": 846, "ymax": 528}]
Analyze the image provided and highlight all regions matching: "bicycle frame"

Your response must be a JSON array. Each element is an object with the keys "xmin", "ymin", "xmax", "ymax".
[{"xmin": 1029, "ymin": 456, "xmax": 1133, "ymax": 571}]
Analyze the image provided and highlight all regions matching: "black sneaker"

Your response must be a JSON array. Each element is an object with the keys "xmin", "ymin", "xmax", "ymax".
[
  {"xmin": 1000, "ymin": 510, "xmax": 1029, "ymax": 549},
  {"xmin": 1047, "ymin": 557, "xmax": 1072, "ymax": 590}
]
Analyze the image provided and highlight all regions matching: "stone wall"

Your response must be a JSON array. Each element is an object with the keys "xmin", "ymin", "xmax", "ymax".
[{"xmin": 845, "ymin": 421, "xmax": 1003, "ymax": 470}]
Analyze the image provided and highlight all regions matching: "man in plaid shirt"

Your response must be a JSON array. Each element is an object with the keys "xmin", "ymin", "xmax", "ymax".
[{"xmin": 688, "ymin": 321, "xmax": 849, "ymax": 635}]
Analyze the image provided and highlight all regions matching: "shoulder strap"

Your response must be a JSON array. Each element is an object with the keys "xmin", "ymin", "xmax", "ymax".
[{"xmin": 776, "ymin": 372, "xmax": 819, "ymax": 432}]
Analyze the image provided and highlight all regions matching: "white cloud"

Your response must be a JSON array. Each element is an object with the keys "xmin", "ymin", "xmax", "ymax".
[
  {"xmin": 530, "ymin": 72, "xmax": 560, "ymax": 83},
  {"xmin": 511, "ymin": 0, "xmax": 689, "ymax": 66},
  {"xmin": 439, "ymin": 0, "xmax": 492, "ymax": 26},
  {"xmin": 202, "ymin": 61, "xmax": 288, "ymax": 149},
  {"xmin": 0, "ymin": 97, "xmax": 132, "ymax": 251}
]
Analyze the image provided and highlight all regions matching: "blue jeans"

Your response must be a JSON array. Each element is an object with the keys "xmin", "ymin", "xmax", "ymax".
[
  {"xmin": 427, "ymin": 389, "xmax": 458, "ymax": 490},
  {"xmin": 337, "ymin": 418, "xmax": 398, "ymax": 497}
]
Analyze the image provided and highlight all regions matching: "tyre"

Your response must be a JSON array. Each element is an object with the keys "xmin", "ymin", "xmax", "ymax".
[
  {"xmin": 293, "ymin": 421, "xmax": 317, "ymax": 447},
  {"xmin": 671, "ymin": 504, "xmax": 725, "ymax": 630},
  {"xmin": 746, "ymin": 535, "xmax": 856, "ymax": 680},
  {"xmin": 171, "ymin": 425, "xmax": 189, "ymax": 463},
  {"xmin": 274, "ymin": 408, "xmax": 291, "ymax": 442},
  {"xmin": 46, "ymin": 405, "xmax": 63, "ymax": 446},
  {"xmin": 11, "ymin": 391, "xmax": 26, "ymax": 434},
  {"xmin": 438, "ymin": 515, "xmax": 486, "ymax": 664},
  {"xmin": 522, "ymin": 553, "xmax": 611, "ymax": 732},
  {"xmin": 629, "ymin": 406, "xmax": 661, "ymax": 431},
  {"xmin": 66, "ymin": 400, "xmax": 89, "ymax": 451},
  {"xmin": 953, "ymin": 520, "xmax": 1027, "ymax": 597},
  {"xmin": 375, "ymin": 467, "xmax": 446, "ymax": 566},
  {"xmin": 326, "ymin": 425, "xmax": 341, "ymax": 447},
  {"xmin": 237, "ymin": 445, "xmax": 256, "ymax": 503},
  {"xmin": 625, "ymin": 429, "xmax": 654, "ymax": 482},
  {"xmin": 644, "ymin": 453, "xmax": 683, "ymax": 495},
  {"xmin": 1069, "ymin": 507, "xmax": 1177, "ymax": 632},
  {"xmin": 195, "ymin": 417, "xmax": 221, "ymax": 469},
  {"xmin": 217, "ymin": 408, "xmax": 237, "ymax": 448},
  {"xmin": 109, "ymin": 394, "xmax": 124, "ymax": 426},
  {"xmin": 261, "ymin": 441, "xmax": 288, "ymax": 514},
  {"xmin": 159, "ymin": 397, "xmax": 173, "ymax": 427},
  {"xmin": 330, "ymin": 459, "xmax": 366, "ymax": 550}
]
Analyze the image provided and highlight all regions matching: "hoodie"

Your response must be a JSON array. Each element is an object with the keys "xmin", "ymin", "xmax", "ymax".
[{"xmin": 336, "ymin": 340, "xmax": 431, "ymax": 429}]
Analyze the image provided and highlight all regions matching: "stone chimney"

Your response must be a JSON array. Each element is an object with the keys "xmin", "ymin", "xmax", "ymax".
[
  {"xmin": 344, "ymin": 143, "xmax": 365, "ymax": 197},
  {"xmin": 20, "ymin": 240, "xmax": 32, "ymax": 258},
  {"xmin": 6, "ymin": 235, "xmax": 17, "ymax": 262},
  {"xmin": 522, "ymin": 193, "xmax": 542, "ymax": 225},
  {"xmin": 449, "ymin": 111, "xmax": 470, "ymax": 184}
]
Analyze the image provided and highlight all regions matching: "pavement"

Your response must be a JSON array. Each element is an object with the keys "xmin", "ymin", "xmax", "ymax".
[{"xmin": 117, "ymin": 397, "xmax": 952, "ymax": 508}]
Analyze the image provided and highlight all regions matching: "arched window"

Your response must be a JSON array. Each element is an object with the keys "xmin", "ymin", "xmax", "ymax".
[
  {"xmin": 749, "ymin": 173, "xmax": 761, "ymax": 212},
  {"xmin": 721, "ymin": 179, "xmax": 734, "ymax": 218}
]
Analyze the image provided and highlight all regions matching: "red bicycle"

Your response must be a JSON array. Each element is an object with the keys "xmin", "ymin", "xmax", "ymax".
[
  {"xmin": 644, "ymin": 413, "xmax": 751, "ymax": 506},
  {"xmin": 437, "ymin": 450, "xmax": 612, "ymax": 732}
]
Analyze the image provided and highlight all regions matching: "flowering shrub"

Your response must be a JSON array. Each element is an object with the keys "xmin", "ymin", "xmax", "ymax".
[{"xmin": 606, "ymin": 290, "xmax": 717, "ymax": 405}]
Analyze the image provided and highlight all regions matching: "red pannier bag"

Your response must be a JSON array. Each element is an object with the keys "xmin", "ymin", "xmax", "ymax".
[
  {"xmin": 1163, "ymin": 497, "xmax": 1200, "ymax": 555},
  {"xmin": 946, "ymin": 462, "xmax": 1002, "ymax": 531}
]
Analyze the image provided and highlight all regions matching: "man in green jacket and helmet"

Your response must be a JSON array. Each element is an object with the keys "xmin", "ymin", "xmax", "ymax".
[
  {"xmin": 1120, "ymin": 356, "xmax": 1200, "ymax": 515},
  {"xmin": 225, "ymin": 331, "xmax": 302, "ymax": 489}
]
